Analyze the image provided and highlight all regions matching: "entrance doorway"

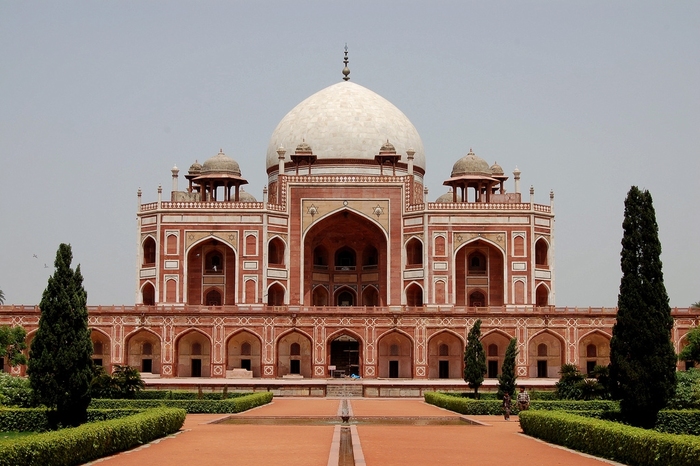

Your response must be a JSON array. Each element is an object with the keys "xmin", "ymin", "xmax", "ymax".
[
  {"xmin": 330, "ymin": 335, "xmax": 360, "ymax": 377},
  {"xmin": 141, "ymin": 358, "xmax": 152, "ymax": 373},
  {"xmin": 290, "ymin": 360, "xmax": 301, "ymax": 374},
  {"xmin": 488, "ymin": 360, "xmax": 498, "ymax": 378},
  {"xmin": 192, "ymin": 359, "xmax": 202, "ymax": 377},
  {"xmin": 389, "ymin": 360, "xmax": 399, "ymax": 378},
  {"xmin": 537, "ymin": 360, "xmax": 548, "ymax": 378},
  {"xmin": 438, "ymin": 361, "xmax": 449, "ymax": 379}
]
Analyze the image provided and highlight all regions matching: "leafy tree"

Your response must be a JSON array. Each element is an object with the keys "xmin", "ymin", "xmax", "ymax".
[
  {"xmin": 679, "ymin": 326, "xmax": 700, "ymax": 365},
  {"xmin": 497, "ymin": 338, "xmax": 518, "ymax": 399},
  {"xmin": 0, "ymin": 325, "xmax": 27, "ymax": 367},
  {"xmin": 691, "ymin": 301, "xmax": 700, "ymax": 308},
  {"xmin": 28, "ymin": 243, "xmax": 93, "ymax": 428},
  {"xmin": 609, "ymin": 187, "xmax": 676, "ymax": 428},
  {"xmin": 464, "ymin": 319, "xmax": 486, "ymax": 398}
]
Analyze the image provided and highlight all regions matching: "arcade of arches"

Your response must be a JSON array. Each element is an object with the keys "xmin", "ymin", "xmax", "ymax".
[{"xmin": 84, "ymin": 324, "xmax": 622, "ymax": 379}]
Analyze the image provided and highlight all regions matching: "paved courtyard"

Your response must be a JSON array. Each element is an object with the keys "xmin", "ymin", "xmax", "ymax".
[{"xmin": 93, "ymin": 398, "xmax": 619, "ymax": 466}]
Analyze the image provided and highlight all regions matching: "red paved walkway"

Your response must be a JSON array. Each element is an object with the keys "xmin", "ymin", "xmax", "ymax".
[{"xmin": 92, "ymin": 399, "xmax": 616, "ymax": 466}]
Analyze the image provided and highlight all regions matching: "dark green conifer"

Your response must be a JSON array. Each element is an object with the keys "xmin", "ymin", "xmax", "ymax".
[
  {"xmin": 28, "ymin": 244, "xmax": 93, "ymax": 427},
  {"xmin": 464, "ymin": 319, "xmax": 486, "ymax": 398},
  {"xmin": 609, "ymin": 187, "xmax": 676, "ymax": 428},
  {"xmin": 497, "ymin": 338, "xmax": 518, "ymax": 399}
]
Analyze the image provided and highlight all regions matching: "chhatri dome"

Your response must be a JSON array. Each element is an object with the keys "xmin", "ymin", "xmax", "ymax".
[{"xmin": 266, "ymin": 52, "xmax": 425, "ymax": 174}]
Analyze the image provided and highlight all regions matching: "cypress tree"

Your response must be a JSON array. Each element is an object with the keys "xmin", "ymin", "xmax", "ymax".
[
  {"xmin": 497, "ymin": 338, "xmax": 518, "ymax": 399},
  {"xmin": 464, "ymin": 319, "xmax": 486, "ymax": 398},
  {"xmin": 28, "ymin": 244, "xmax": 93, "ymax": 427},
  {"xmin": 609, "ymin": 187, "xmax": 676, "ymax": 428}
]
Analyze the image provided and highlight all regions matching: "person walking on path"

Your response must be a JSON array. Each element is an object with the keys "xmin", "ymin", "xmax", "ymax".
[
  {"xmin": 517, "ymin": 387, "xmax": 530, "ymax": 411},
  {"xmin": 502, "ymin": 393, "xmax": 511, "ymax": 420}
]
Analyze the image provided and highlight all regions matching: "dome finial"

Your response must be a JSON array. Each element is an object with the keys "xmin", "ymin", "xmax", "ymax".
[{"xmin": 342, "ymin": 44, "xmax": 350, "ymax": 81}]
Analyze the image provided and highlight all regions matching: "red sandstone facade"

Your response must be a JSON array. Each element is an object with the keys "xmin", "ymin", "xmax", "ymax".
[{"xmin": 2, "ymin": 76, "xmax": 697, "ymax": 380}]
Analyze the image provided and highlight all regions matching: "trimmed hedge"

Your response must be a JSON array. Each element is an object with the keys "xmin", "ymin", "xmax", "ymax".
[
  {"xmin": 656, "ymin": 410, "xmax": 700, "ymax": 436},
  {"xmin": 0, "ymin": 407, "xmax": 185, "ymax": 466},
  {"xmin": 90, "ymin": 391, "xmax": 273, "ymax": 413},
  {"xmin": 0, "ymin": 408, "xmax": 143, "ymax": 433},
  {"xmin": 134, "ymin": 389, "xmax": 249, "ymax": 400},
  {"xmin": 519, "ymin": 410, "xmax": 700, "ymax": 466},
  {"xmin": 425, "ymin": 392, "xmax": 618, "ymax": 415}
]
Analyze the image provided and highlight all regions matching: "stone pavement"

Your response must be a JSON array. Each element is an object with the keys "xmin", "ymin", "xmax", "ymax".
[{"xmin": 92, "ymin": 398, "xmax": 619, "ymax": 466}]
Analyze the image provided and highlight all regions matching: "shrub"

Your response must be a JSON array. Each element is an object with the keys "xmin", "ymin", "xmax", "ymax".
[
  {"xmin": 519, "ymin": 410, "xmax": 700, "ymax": 466},
  {"xmin": 655, "ymin": 410, "xmax": 700, "ymax": 436},
  {"xmin": 0, "ymin": 407, "xmax": 185, "ymax": 466},
  {"xmin": 133, "ymin": 389, "xmax": 249, "ymax": 400},
  {"xmin": 0, "ymin": 408, "xmax": 143, "ymax": 433},
  {"xmin": 427, "ymin": 392, "xmax": 618, "ymax": 414},
  {"xmin": 90, "ymin": 391, "xmax": 273, "ymax": 413},
  {"xmin": 667, "ymin": 369, "xmax": 700, "ymax": 410},
  {"xmin": 0, "ymin": 374, "xmax": 32, "ymax": 407}
]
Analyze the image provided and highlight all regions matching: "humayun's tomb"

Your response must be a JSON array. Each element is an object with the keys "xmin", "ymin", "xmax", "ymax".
[{"xmin": 2, "ymin": 54, "xmax": 698, "ymax": 392}]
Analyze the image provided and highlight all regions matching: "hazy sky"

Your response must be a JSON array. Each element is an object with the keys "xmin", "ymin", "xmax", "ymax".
[{"xmin": 1, "ymin": 1, "xmax": 698, "ymax": 307}]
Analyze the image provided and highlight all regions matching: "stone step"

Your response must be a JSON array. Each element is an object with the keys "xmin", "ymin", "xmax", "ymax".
[{"xmin": 326, "ymin": 383, "xmax": 364, "ymax": 397}]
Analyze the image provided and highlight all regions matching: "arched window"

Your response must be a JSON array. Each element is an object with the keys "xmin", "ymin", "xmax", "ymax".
[
  {"xmin": 142, "ymin": 283, "xmax": 155, "ymax": 306},
  {"xmin": 143, "ymin": 342, "xmax": 153, "ymax": 355},
  {"xmin": 143, "ymin": 237, "xmax": 156, "ymax": 266},
  {"xmin": 205, "ymin": 251, "xmax": 223, "ymax": 274},
  {"xmin": 362, "ymin": 286, "xmax": 379, "ymax": 306},
  {"xmin": 245, "ymin": 234, "xmax": 257, "ymax": 256},
  {"xmin": 290, "ymin": 343, "xmax": 301, "ymax": 356},
  {"xmin": 337, "ymin": 290, "xmax": 354, "ymax": 306},
  {"xmin": 390, "ymin": 344, "xmax": 400, "ymax": 356},
  {"xmin": 406, "ymin": 284, "xmax": 423, "ymax": 306},
  {"xmin": 536, "ymin": 284, "xmax": 549, "ymax": 306},
  {"xmin": 192, "ymin": 342, "xmax": 202, "ymax": 356},
  {"xmin": 535, "ymin": 239, "xmax": 548, "ymax": 267},
  {"xmin": 488, "ymin": 344, "xmax": 498, "ymax": 357},
  {"xmin": 469, "ymin": 290, "xmax": 485, "ymax": 307},
  {"xmin": 362, "ymin": 245, "xmax": 378, "ymax": 269},
  {"xmin": 439, "ymin": 344, "xmax": 449, "ymax": 356},
  {"xmin": 241, "ymin": 342, "xmax": 251, "ymax": 356},
  {"xmin": 268, "ymin": 238, "xmax": 285, "ymax": 266},
  {"xmin": 513, "ymin": 235, "xmax": 525, "ymax": 256},
  {"xmin": 335, "ymin": 247, "xmax": 356, "ymax": 270},
  {"xmin": 586, "ymin": 344, "xmax": 597, "ymax": 358},
  {"xmin": 537, "ymin": 343, "xmax": 548, "ymax": 357},
  {"xmin": 268, "ymin": 284, "xmax": 285, "ymax": 306},
  {"xmin": 313, "ymin": 246, "xmax": 328, "ymax": 269},
  {"xmin": 406, "ymin": 238, "xmax": 423, "ymax": 267},
  {"xmin": 206, "ymin": 289, "xmax": 222, "ymax": 306},
  {"xmin": 313, "ymin": 286, "xmax": 328, "ymax": 306},
  {"xmin": 468, "ymin": 252, "xmax": 487, "ymax": 275}
]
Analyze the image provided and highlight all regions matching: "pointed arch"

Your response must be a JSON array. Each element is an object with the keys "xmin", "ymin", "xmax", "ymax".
[
  {"xmin": 377, "ymin": 329, "xmax": 414, "ymax": 378},
  {"xmin": 267, "ymin": 281, "xmax": 286, "ymax": 306},
  {"xmin": 454, "ymin": 237, "xmax": 506, "ymax": 307},
  {"xmin": 327, "ymin": 329, "xmax": 363, "ymax": 377},
  {"xmin": 142, "ymin": 235, "xmax": 156, "ymax": 266},
  {"xmin": 174, "ymin": 328, "xmax": 212, "ymax": 378},
  {"xmin": 267, "ymin": 235, "xmax": 286, "ymax": 267},
  {"xmin": 185, "ymin": 236, "xmax": 237, "ymax": 305},
  {"xmin": 140, "ymin": 281, "xmax": 156, "ymax": 305},
  {"xmin": 535, "ymin": 283, "xmax": 550, "ymax": 307},
  {"xmin": 226, "ymin": 329, "xmax": 263, "ymax": 377},
  {"xmin": 125, "ymin": 328, "xmax": 162, "ymax": 374},
  {"xmin": 480, "ymin": 329, "xmax": 513, "ymax": 378},
  {"xmin": 535, "ymin": 237, "xmax": 550, "ymax": 267},
  {"xmin": 578, "ymin": 330, "xmax": 611, "ymax": 375},
  {"xmin": 528, "ymin": 329, "xmax": 566, "ymax": 378},
  {"xmin": 276, "ymin": 329, "xmax": 313, "ymax": 378},
  {"xmin": 427, "ymin": 330, "xmax": 464, "ymax": 379},
  {"xmin": 405, "ymin": 281, "xmax": 424, "ymax": 306},
  {"xmin": 405, "ymin": 236, "xmax": 424, "ymax": 267},
  {"xmin": 334, "ymin": 285, "xmax": 357, "ymax": 307}
]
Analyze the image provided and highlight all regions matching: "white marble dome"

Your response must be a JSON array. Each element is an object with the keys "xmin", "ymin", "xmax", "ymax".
[{"xmin": 266, "ymin": 81, "xmax": 425, "ymax": 171}]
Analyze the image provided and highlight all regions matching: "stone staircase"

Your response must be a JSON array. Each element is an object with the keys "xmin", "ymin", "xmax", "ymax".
[{"xmin": 326, "ymin": 383, "xmax": 364, "ymax": 397}]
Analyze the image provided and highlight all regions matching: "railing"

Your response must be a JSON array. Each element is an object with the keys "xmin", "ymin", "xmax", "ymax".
[{"xmin": 2, "ymin": 304, "xmax": 697, "ymax": 316}]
